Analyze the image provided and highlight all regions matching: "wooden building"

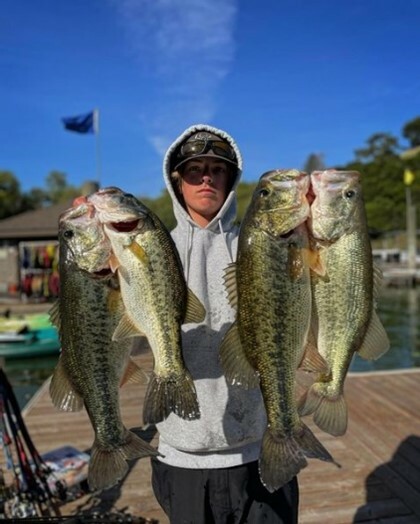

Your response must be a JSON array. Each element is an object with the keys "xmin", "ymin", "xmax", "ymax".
[{"xmin": 0, "ymin": 201, "xmax": 71, "ymax": 300}]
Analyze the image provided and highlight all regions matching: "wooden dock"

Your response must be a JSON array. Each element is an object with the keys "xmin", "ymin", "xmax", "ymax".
[{"xmin": 3, "ymin": 350, "xmax": 420, "ymax": 523}]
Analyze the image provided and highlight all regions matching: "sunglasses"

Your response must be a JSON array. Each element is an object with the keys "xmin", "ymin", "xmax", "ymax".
[{"xmin": 179, "ymin": 139, "xmax": 236, "ymax": 161}]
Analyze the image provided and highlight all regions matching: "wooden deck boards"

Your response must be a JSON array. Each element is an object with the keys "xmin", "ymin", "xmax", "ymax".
[{"xmin": 3, "ymin": 354, "xmax": 420, "ymax": 523}]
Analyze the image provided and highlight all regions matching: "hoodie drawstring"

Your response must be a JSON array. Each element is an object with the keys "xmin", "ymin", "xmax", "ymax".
[
  {"xmin": 218, "ymin": 220, "xmax": 234, "ymax": 264},
  {"xmin": 184, "ymin": 223, "xmax": 193, "ymax": 281}
]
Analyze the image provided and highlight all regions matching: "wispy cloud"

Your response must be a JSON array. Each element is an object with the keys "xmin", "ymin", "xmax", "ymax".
[{"xmin": 111, "ymin": 0, "xmax": 238, "ymax": 153}]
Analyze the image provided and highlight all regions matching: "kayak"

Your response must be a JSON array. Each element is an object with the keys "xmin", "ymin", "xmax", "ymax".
[
  {"xmin": 0, "ymin": 326, "xmax": 60, "ymax": 358},
  {"xmin": 0, "ymin": 312, "xmax": 53, "ymax": 333}
]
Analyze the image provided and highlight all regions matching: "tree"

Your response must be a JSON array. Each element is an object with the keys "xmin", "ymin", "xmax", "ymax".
[
  {"xmin": 0, "ymin": 171, "xmax": 24, "ymax": 219},
  {"xmin": 303, "ymin": 153, "xmax": 325, "ymax": 173},
  {"xmin": 21, "ymin": 187, "xmax": 49, "ymax": 210},
  {"xmin": 354, "ymin": 133, "xmax": 400, "ymax": 162},
  {"xmin": 142, "ymin": 190, "xmax": 175, "ymax": 230},
  {"xmin": 45, "ymin": 171, "xmax": 80, "ymax": 204},
  {"xmin": 402, "ymin": 116, "xmax": 420, "ymax": 147}
]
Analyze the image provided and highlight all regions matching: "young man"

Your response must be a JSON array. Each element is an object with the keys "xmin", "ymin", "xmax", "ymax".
[{"xmin": 152, "ymin": 124, "xmax": 299, "ymax": 523}]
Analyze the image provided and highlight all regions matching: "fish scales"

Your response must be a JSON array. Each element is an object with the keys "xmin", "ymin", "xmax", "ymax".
[
  {"xmin": 313, "ymin": 231, "xmax": 372, "ymax": 391},
  {"xmin": 237, "ymin": 228, "xmax": 310, "ymax": 431},
  {"xmin": 58, "ymin": 266, "xmax": 126, "ymax": 444},
  {"xmin": 50, "ymin": 205, "xmax": 157, "ymax": 491},
  {"xmin": 114, "ymin": 216, "xmax": 186, "ymax": 374},
  {"xmin": 220, "ymin": 169, "xmax": 335, "ymax": 493},
  {"xmin": 88, "ymin": 187, "xmax": 204, "ymax": 424},
  {"xmin": 299, "ymin": 170, "xmax": 389, "ymax": 436}
]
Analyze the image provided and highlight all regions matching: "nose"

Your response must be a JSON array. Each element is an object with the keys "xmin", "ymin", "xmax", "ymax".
[{"xmin": 202, "ymin": 173, "xmax": 213, "ymax": 185}]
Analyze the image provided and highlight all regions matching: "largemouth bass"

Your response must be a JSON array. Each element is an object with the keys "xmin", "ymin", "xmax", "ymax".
[
  {"xmin": 49, "ymin": 204, "xmax": 158, "ymax": 491},
  {"xmin": 298, "ymin": 170, "xmax": 389, "ymax": 436},
  {"xmin": 87, "ymin": 187, "xmax": 205, "ymax": 424},
  {"xmin": 220, "ymin": 169, "xmax": 334, "ymax": 492}
]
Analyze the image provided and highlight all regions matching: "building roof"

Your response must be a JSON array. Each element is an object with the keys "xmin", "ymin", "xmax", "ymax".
[
  {"xmin": 0, "ymin": 200, "xmax": 73, "ymax": 240},
  {"xmin": 400, "ymin": 145, "xmax": 420, "ymax": 160}
]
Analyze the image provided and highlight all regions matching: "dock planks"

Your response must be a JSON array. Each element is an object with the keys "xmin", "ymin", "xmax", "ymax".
[{"xmin": 3, "ymin": 352, "xmax": 420, "ymax": 523}]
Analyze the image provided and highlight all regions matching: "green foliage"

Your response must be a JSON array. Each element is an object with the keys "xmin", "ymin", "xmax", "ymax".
[
  {"xmin": 343, "ymin": 138, "xmax": 419, "ymax": 233},
  {"xmin": 402, "ymin": 116, "xmax": 420, "ymax": 147},
  {"xmin": 236, "ymin": 181, "xmax": 256, "ymax": 223},
  {"xmin": 303, "ymin": 153, "xmax": 325, "ymax": 173},
  {"xmin": 141, "ymin": 190, "xmax": 176, "ymax": 230},
  {"xmin": 45, "ymin": 171, "xmax": 80, "ymax": 204},
  {"xmin": 1, "ymin": 116, "xmax": 419, "ymax": 237},
  {"xmin": 354, "ymin": 133, "xmax": 400, "ymax": 161},
  {"xmin": 0, "ymin": 171, "xmax": 24, "ymax": 219}
]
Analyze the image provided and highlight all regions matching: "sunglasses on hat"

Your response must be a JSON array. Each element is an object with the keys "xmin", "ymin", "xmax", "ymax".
[{"xmin": 180, "ymin": 139, "xmax": 236, "ymax": 161}]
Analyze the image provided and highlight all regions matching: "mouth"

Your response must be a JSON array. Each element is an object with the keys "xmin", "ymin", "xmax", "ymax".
[
  {"xmin": 109, "ymin": 219, "xmax": 140, "ymax": 232},
  {"xmin": 279, "ymin": 229, "xmax": 295, "ymax": 239},
  {"xmin": 198, "ymin": 189, "xmax": 216, "ymax": 196},
  {"xmin": 91, "ymin": 267, "xmax": 114, "ymax": 279}
]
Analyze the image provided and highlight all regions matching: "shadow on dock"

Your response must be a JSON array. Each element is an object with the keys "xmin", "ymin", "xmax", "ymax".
[{"xmin": 353, "ymin": 434, "xmax": 420, "ymax": 522}]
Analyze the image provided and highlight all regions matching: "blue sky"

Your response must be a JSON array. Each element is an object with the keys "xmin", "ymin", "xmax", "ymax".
[{"xmin": 1, "ymin": 0, "xmax": 419, "ymax": 199}]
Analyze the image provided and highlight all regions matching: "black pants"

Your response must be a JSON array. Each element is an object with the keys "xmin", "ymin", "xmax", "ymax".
[{"xmin": 151, "ymin": 459, "xmax": 299, "ymax": 524}]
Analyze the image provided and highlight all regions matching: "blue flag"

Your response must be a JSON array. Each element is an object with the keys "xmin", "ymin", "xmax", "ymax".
[{"xmin": 62, "ymin": 110, "xmax": 96, "ymax": 134}]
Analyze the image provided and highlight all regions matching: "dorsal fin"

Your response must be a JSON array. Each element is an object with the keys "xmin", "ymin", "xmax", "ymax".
[
  {"xmin": 223, "ymin": 263, "xmax": 238, "ymax": 310},
  {"xmin": 184, "ymin": 289, "xmax": 206, "ymax": 324}
]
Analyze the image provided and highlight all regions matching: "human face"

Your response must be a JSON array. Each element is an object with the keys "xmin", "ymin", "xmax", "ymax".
[{"xmin": 180, "ymin": 157, "xmax": 231, "ymax": 227}]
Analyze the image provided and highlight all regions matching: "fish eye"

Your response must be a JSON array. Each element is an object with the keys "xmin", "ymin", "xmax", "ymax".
[
  {"xmin": 345, "ymin": 190, "xmax": 356, "ymax": 198},
  {"xmin": 259, "ymin": 188, "xmax": 270, "ymax": 197},
  {"xmin": 63, "ymin": 229, "xmax": 74, "ymax": 239}
]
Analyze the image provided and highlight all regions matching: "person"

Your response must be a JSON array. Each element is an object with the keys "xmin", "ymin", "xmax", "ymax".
[{"xmin": 151, "ymin": 124, "xmax": 299, "ymax": 524}]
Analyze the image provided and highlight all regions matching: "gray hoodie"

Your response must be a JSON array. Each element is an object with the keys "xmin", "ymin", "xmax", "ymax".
[{"xmin": 156, "ymin": 124, "xmax": 266, "ymax": 468}]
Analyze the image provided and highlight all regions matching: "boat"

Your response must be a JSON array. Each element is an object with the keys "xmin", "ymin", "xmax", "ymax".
[
  {"xmin": 0, "ymin": 326, "xmax": 60, "ymax": 358},
  {"xmin": 0, "ymin": 312, "xmax": 53, "ymax": 333}
]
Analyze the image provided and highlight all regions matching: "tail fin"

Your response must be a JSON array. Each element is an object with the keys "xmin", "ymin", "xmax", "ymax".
[
  {"xmin": 143, "ymin": 371, "xmax": 200, "ymax": 424},
  {"xmin": 88, "ymin": 428, "xmax": 158, "ymax": 491},
  {"xmin": 259, "ymin": 423, "xmax": 336, "ymax": 493},
  {"xmin": 259, "ymin": 428, "xmax": 307, "ymax": 493},
  {"xmin": 298, "ymin": 383, "xmax": 348, "ymax": 436}
]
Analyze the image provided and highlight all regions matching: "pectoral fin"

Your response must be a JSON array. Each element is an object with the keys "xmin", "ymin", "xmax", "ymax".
[
  {"xmin": 184, "ymin": 289, "xmax": 206, "ymax": 324},
  {"xmin": 113, "ymin": 313, "xmax": 146, "ymax": 341},
  {"xmin": 49, "ymin": 300, "xmax": 61, "ymax": 330},
  {"xmin": 120, "ymin": 358, "xmax": 148, "ymax": 386},
  {"xmin": 49, "ymin": 357, "xmax": 83, "ymax": 412},
  {"xmin": 109, "ymin": 253, "xmax": 121, "ymax": 272},
  {"xmin": 357, "ymin": 310, "xmax": 390, "ymax": 360},
  {"xmin": 299, "ymin": 339, "xmax": 329, "ymax": 374},
  {"xmin": 306, "ymin": 248, "xmax": 326, "ymax": 277},
  {"xmin": 127, "ymin": 241, "xmax": 149, "ymax": 266},
  {"xmin": 219, "ymin": 322, "xmax": 259, "ymax": 389}
]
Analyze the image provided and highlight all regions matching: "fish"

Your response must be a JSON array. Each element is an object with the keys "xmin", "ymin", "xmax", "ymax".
[
  {"xmin": 298, "ymin": 169, "xmax": 390, "ymax": 436},
  {"xmin": 87, "ymin": 187, "xmax": 206, "ymax": 424},
  {"xmin": 220, "ymin": 169, "xmax": 335, "ymax": 493},
  {"xmin": 49, "ymin": 203, "xmax": 158, "ymax": 492}
]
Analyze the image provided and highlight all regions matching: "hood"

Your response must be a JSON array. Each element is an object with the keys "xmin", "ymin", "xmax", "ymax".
[{"xmin": 163, "ymin": 124, "xmax": 243, "ymax": 231}]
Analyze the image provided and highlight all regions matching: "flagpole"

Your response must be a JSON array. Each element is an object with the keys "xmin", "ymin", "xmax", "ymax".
[
  {"xmin": 94, "ymin": 108, "xmax": 102, "ymax": 187},
  {"xmin": 405, "ymin": 184, "xmax": 416, "ymax": 272}
]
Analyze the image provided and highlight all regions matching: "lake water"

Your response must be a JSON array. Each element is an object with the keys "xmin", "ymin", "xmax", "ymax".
[
  {"xmin": 2, "ymin": 287, "xmax": 420, "ymax": 409},
  {"xmin": 350, "ymin": 287, "xmax": 420, "ymax": 372}
]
